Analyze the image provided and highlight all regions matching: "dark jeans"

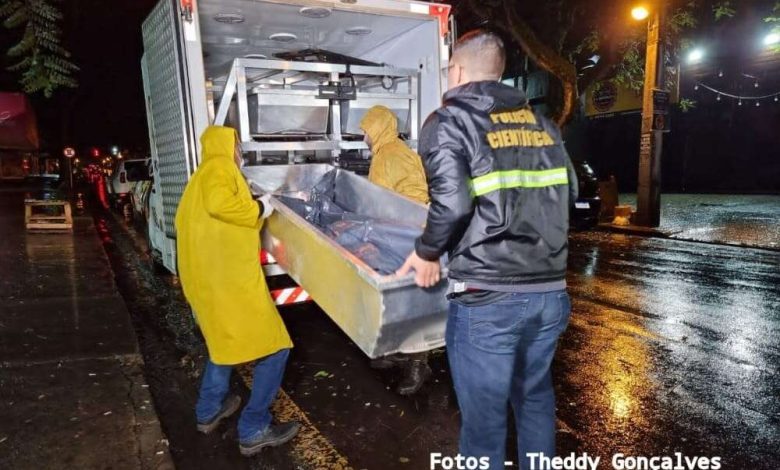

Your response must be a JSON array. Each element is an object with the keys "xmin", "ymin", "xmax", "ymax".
[
  {"xmin": 446, "ymin": 290, "xmax": 571, "ymax": 470},
  {"xmin": 195, "ymin": 348, "xmax": 290, "ymax": 443}
]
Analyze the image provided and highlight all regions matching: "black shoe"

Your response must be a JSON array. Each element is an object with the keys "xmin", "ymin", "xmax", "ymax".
[
  {"xmin": 370, "ymin": 354, "xmax": 409, "ymax": 370},
  {"xmin": 239, "ymin": 421, "xmax": 301, "ymax": 457},
  {"xmin": 396, "ymin": 360, "xmax": 432, "ymax": 396},
  {"xmin": 196, "ymin": 394, "xmax": 242, "ymax": 434}
]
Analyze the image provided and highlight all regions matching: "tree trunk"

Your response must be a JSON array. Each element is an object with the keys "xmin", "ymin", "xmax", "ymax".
[{"xmin": 501, "ymin": 0, "xmax": 578, "ymax": 126}]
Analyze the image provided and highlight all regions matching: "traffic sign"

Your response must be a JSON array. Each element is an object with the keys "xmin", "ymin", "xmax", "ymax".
[{"xmin": 63, "ymin": 147, "xmax": 75, "ymax": 159}]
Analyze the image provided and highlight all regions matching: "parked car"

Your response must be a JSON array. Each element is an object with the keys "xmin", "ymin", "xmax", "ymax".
[
  {"xmin": 570, "ymin": 159, "xmax": 601, "ymax": 229},
  {"xmin": 129, "ymin": 164, "xmax": 153, "ymax": 223},
  {"xmin": 108, "ymin": 158, "xmax": 150, "ymax": 211}
]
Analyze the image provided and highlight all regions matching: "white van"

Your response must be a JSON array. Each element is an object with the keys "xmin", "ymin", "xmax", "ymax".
[{"xmin": 107, "ymin": 158, "xmax": 150, "ymax": 209}]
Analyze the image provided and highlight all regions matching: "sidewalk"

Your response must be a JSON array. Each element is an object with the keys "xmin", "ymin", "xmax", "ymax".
[
  {"xmin": 602, "ymin": 194, "xmax": 780, "ymax": 250},
  {"xmin": 0, "ymin": 186, "xmax": 173, "ymax": 469}
]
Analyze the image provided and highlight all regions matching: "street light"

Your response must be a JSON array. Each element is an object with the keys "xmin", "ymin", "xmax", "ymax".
[
  {"xmin": 687, "ymin": 48, "xmax": 704, "ymax": 64},
  {"xmin": 631, "ymin": 6, "xmax": 650, "ymax": 21},
  {"xmin": 631, "ymin": 3, "xmax": 668, "ymax": 228}
]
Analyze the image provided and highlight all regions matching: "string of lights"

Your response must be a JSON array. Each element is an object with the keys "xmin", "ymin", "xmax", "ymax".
[{"xmin": 693, "ymin": 81, "xmax": 780, "ymax": 106}]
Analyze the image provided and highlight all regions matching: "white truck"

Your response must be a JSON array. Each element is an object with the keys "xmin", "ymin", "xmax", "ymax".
[{"xmin": 141, "ymin": 0, "xmax": 453, "ymax": 357}]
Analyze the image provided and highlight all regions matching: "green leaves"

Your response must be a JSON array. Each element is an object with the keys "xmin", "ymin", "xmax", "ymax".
[
  {"xmin": 671, "ymin": 10, "xmax": 698, "ymax": 33},
  {"xmin": 569, "ymin": 30, "xmax": 600, "ymax": 61},
  {"xmin": 713, "ymin": 1, "xmax": 736, "ymax": 21},
  {"xmin": 0, "ymin": 0, "xmax": 78, "ymax": 97},
  {"xmin": 765, "ymin": 1, "xmax": 780, "ymax": 22},
  {"xmin": 0, "ymin": 1, "xmax": 25, "ymax": 27},
  {"xmin": 612, "ymin": 41, "xmax": 646, "ymax": 93},
  {"xmin": 678, "ymin": 98, "xmax": 697, "ymax": 112},
  {"xmin": 766, "ymin": 2, "xmax": 780, "ymax": 53},
  {"xmin": 7, "ymin": 27, "xmax": 35, "ymax": 57}
]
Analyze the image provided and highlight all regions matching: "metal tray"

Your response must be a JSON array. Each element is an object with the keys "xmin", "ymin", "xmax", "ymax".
[
  {"xmin": 242, "ymin": 164, "xmax": 447, "ymax": 358},
  {"xmin": 341, "ymin": 97, "xmax": 411, "ymax": 136},
  {"xmin": 247, "ymin": 91, "xmax": 329, "ymax": 135}
]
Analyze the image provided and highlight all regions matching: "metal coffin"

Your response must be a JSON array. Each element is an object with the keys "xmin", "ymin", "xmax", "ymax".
[{"xmin": 242, "ymin": 164, "xmax": 447, "ymax": 358}]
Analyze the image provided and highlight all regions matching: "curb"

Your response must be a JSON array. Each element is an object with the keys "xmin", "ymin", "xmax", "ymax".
[
  {"xmin": 596, "ymin": 223, "xmax": 780, "ymax": 253},
  {"xmin": 597, "ymin": 223, "xmax": 680, "ymax": 238}
]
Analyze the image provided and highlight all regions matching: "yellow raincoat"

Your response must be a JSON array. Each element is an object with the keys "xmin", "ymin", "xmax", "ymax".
[
  {"xmin": 361, "ymin": 106, "xmax": 429, "ymax": 204},
  {"xmin": 175, "ymin": 126, "xmax": 292, "ymax": 365}
]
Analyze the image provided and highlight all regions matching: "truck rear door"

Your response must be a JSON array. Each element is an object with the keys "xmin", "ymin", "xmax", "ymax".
[{"xmin": 142, "ymin": 0, "xmax": 203, "ymax": 272}]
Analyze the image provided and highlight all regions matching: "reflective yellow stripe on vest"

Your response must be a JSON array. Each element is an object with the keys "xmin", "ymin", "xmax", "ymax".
[{"xmin": 470, "ymin": 167, "xmax": 569, "ymax": 197}]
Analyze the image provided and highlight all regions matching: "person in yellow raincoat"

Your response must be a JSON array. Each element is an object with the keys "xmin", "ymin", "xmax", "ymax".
[
  {"xmin": 175, "ymin": 126, "xmax": 299, "ymax": 456},
  {"xmin": 362, "ymin": 105, "xmax": 429, "ymax": 205},
  {"xmin": 360, "ymin": 105, "xmax": 433, "ymax": 395}
]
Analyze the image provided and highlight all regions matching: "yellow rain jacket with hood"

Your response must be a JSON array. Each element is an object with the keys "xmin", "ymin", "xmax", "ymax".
[
  {"xmin": 361, "ymin": 105, "xmax": 429, "ymax": 205},
  {"xmin": 175, "ymin": 126, "xmax": 292, "ymax": 365}
]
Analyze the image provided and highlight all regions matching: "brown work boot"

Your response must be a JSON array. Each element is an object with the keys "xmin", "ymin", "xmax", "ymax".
[{"xmin": 196, "ymin": 394, "xmax": 242, "ymax": 434}]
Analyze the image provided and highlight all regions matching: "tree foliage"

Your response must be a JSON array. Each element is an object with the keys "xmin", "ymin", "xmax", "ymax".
[
  {"xmin": 767, "ymin": 2, "xmax": 780, "ymax": 53},
  {"xmin": 451, "ymin": 0, "xmax": 774, "ymax": 125},
  {"xmin": 713, "ymin": 1, "xmax": 736, "ymax": 21},
  {"xmin": 678, "ymin": 97, "xmax": 697, "ymax": 112},
  {"xmin": 0, "ymin": 0, "xmax": 78, "ymax": 97}
]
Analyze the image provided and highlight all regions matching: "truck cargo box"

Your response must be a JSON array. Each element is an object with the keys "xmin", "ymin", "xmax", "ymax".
[{"xmin": 142, "ymin": 0, "xmax": 451, "ymax": 274}]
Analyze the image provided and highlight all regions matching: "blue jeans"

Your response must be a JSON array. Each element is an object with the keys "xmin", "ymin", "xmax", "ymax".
[
  {"xmin": 446, "ymin": 290, "xmax": 571, "ymax": 470},
  {"xmin": 195, "ymin": 348, "xmax": 290, "ymax": 443}
]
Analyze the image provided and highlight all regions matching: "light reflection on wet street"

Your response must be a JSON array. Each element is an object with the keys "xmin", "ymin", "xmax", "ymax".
[
  {"xmin": 265, "ymin": 229, "xmax": 780, "ymax": 469},
  {"xmin": 559, "ymin": 231, "xmax": 779, "ymax": 468},
  {"xmin": 28, "ymin": 188, "xmax": 777, "ymax": 469}
]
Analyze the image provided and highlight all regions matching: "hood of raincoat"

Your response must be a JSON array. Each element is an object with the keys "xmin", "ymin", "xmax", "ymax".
[
  {"xmin": 361, "ymin": 107, "xmax": 430, "ymax": 205},
  {"xmin": 360, "ymin": 105, "xmax": 398, "ymax": 152},
  {"xmin": 200, "ymin": 126, "xmax": 238, "ymax": 163},
  {"xmin": 175, "ymin": 125, "xmax": 292, "ymax": 365}
]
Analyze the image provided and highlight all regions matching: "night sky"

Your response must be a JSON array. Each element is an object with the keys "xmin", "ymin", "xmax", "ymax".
[{"xmin": 0, "ymin": 0, "xmax": 159, "ymax": 155}]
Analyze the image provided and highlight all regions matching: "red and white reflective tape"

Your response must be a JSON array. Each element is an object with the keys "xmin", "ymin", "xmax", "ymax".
[
  {"xmin": 271, "ymin": 287, "xmax": 311, "ymax": 305},
  {"xmin": 259, "ymin": 250, "xmax": 276, "ymax": 265},
  {"xmin": 260, "ymin": 250, "xmax": 309, "ymax": 305}
]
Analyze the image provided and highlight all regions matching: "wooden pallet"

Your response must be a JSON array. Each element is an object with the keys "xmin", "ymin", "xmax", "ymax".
[{"xmin": 24, "ymin": 199, "xmax": 73, "ymax": 232}]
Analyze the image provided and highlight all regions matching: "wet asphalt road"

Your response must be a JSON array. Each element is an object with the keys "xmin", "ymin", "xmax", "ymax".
[
  {"xmin": 103, "ymin": 209, "xmax": 779, "ymax": 469},
  {"xmin": 561, "ymin": 232, "xmax": 779, "ymax": 467}
]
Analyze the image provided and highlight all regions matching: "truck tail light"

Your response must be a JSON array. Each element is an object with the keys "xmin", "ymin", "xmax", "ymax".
[
  {"xmin": 181, "ymin": 0, "xmax": 194, "ymax": 21},
  {"xmin": 431, "ymin": 5, "xmax": 451, "ymax": 37},
  {"xmin": 413, "ymin": 3, "xmax": 451, "ymax": 37}
]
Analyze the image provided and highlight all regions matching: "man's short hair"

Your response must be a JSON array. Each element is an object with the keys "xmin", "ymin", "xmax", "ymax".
[{"xmin": 453, "ymin": 29, "xmax": 506, "ymax": 80}]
